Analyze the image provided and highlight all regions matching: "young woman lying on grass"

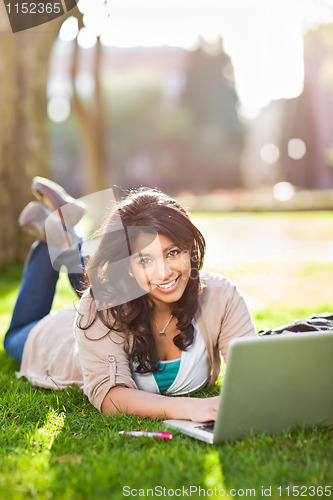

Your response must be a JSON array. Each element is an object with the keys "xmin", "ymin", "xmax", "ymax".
[{"xmin": 4, "ymin": 178, "xmax": 257, "ymax": 422}]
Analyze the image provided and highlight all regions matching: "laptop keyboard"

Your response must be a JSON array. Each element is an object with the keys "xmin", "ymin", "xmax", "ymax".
[{"xmin": 195, "ymin": 421, "xmax": 215, "ymax": 433}]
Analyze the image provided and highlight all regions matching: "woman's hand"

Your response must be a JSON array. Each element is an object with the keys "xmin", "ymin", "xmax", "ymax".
[{"xmin": 183, "ymin": 396, "xmax": 220, "ymax": 423}]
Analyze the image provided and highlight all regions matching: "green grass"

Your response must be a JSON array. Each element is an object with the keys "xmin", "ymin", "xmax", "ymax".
[{"xmin": 1, "ymin": 243, "xmax": 333, "ymax": 499}]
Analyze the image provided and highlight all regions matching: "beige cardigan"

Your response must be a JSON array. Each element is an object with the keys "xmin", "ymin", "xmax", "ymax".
[{"xmin": 17, "ymin": 271, "xmax": 257, "ymax": 411}]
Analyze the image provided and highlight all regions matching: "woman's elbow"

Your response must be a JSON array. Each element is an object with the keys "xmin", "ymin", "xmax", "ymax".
[{"xmin": 101, "ymin": 385, "xmax": 129, "ymax": 415}]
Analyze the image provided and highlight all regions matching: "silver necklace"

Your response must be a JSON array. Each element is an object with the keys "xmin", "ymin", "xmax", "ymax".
[{"xmin": 155, "ymin": 314, "xmax": 173, "ymax": 337}]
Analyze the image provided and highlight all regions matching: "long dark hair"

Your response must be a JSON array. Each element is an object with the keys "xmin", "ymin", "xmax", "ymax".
[{"xmin": 78, "ymin": 187, "xmax": 206, "ymax": 373}]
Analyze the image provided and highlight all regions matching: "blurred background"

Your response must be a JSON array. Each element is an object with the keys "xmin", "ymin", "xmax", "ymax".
[{"xmin": 0, "ymin": 0, "xmax": 333, "ymax": 287}]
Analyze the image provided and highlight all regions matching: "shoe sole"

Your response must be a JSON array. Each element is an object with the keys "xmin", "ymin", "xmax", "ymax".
[{"xmin": 32, "ymin": 177, "xmax": 85, "ymax": 226}]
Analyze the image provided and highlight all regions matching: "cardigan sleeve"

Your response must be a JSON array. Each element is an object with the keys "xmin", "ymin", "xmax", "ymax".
[{"xmin": 74, "ymin": 293, "xmax": 138, "ymax": 412}]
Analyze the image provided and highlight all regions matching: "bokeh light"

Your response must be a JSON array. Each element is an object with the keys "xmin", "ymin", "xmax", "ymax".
[
  {"xmin": 273, "ymin": 182, "xmax": 295, "ymax": 201},
  {"xmin": 260, "ymin": 144, "xmax": 280, "ymax": 164},
  {"xmin": 77, "ymin": 0, "xmax": 90, "ymax": 14},
  {"xmin": 288, "ymin": 138, "xmax": 307, "ymax": 160},
  {"xmin": 77, "ymin": 28, "xmax": 97, "ymax": 49},
  {"xmin": 58, "ymin": 16, "xmax": 78, "ymax": 42},
  {"xmin": 47, "ymin": 96, "xmax": 71, "ymax": 123}
]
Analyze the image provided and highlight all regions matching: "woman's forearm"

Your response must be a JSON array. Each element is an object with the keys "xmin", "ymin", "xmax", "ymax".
[{"xmin": 102, "ymin": 386, "xmax": 219, "ymax": 422}]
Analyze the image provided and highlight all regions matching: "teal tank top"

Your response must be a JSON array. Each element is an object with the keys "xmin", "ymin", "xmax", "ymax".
[{"xmin": 153, "ymin": 358, "xmax": 181, "ymax": 392}]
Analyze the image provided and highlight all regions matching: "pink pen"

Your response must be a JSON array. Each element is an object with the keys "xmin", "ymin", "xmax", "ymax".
[{"xmin": 118, "ymin": 430, "xmax": 173, "ymax": 440}]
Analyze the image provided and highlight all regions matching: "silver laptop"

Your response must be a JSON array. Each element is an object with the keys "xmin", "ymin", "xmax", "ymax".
[{"xmin": 163, "ymin": 331, "xmax": 333, "ymax": 444}]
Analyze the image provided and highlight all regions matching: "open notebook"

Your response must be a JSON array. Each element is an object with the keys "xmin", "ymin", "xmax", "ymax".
[{"xmin": 164, "ymin": 331, "xmax": 333, "ymax": 444}]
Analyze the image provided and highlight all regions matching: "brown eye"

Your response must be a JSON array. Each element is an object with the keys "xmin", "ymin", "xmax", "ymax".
[
  {"xmin": 138, "ymin": 257, "xmax": 153, "ymax": 266},
  {"xmin": 168, "ymin": 249, "xmax": 181, "ymax": 258}
]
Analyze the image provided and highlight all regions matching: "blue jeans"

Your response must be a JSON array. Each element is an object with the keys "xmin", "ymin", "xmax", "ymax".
[{"xmin": 3, "ymin": 241, "xmax": 86, "ymax": 364}]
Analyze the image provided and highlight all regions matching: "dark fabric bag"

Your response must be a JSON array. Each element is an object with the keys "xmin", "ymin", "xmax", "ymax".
[{"xmin": 258, "ymin": 312, "xmax": 333, "ymax": 336}]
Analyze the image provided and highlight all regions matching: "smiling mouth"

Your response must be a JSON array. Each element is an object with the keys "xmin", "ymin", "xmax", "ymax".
[{"xmin": 155, "ymin": 275, "xmax": 180, "ymax": 290}]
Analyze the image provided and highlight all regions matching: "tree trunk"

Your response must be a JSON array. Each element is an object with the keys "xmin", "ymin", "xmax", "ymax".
[
  {"xmin": 0, "ymin": 6, "xmax": 78, "ymax": 267},
  {"xmin": 70, "ymin": 35, "xmax": 109, "ymax": 194}
]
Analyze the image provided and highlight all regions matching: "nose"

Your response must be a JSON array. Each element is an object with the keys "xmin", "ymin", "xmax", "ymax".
[{"xmin": 154, "ymin": 257, "xmax": 173, "ymax": 283}]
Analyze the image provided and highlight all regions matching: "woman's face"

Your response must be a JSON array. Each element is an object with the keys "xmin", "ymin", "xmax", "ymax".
[{"xmin": 130, "ymin": 233, "xmax": 191, "ymax": 307}]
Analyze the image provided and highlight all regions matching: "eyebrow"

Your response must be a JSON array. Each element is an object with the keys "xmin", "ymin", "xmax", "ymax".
[
  {"xmin": 133, "ymin": 252, "xmax": 150, "ymax": 260},
  {"xmin": 164, "ymin": 245, "xmax": 179, "ymax": 253},
  {"xmin": 132, "ymin": 245, "xmax": 180, "ymax": 260}
]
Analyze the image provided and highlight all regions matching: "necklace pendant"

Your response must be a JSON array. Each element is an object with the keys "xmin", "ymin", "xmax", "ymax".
[{"xmin": 155, "ymin": 314, "xmax": 173, "ymax": 337}]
